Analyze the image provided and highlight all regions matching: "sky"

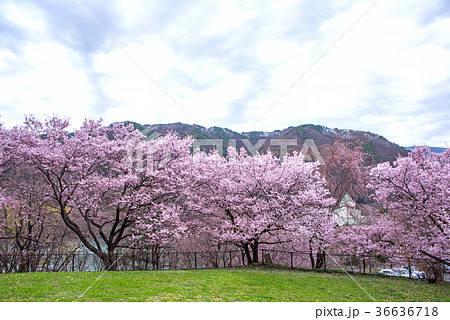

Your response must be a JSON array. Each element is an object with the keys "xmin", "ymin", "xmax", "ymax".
[{"xmin": 0, "ymin": 0, "xmax": 449, "ymax": 147}]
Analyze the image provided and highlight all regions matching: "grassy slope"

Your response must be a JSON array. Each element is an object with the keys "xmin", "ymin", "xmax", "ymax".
[{"xmin": 0, "ymin": 268, "xmax": 449, "ymax": 302}]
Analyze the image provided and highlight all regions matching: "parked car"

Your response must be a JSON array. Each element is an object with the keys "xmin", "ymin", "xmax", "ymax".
[
  {"xmin": 392, "ymin": 268, "xmax": 409, "ymax": 277},
  {"xmin": 400, "ymin": 266, "xmax": 426, "ymax": 279},
  {"xmin": 378, "ymin": 267, "xmax": 426, "ymax": 279},
  {"xmin": 378, "ymin": 269, "xmax": 395, "ymax": 276}
]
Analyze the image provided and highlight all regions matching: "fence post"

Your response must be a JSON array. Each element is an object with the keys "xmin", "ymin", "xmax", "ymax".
[
  {"xmin": 290, "ymin": 252, "xmax": 293, "ymax": 269},
  {"xmin": 229, "ymin": 251, "xmax": 232, "ymax": 268},
  {"xmin": 72, "ymin": 254, "xmax": 75, "ymax": 272},
  {"xmin": 363, "ymin": 255, "xmax": 366, "ymax": 274},
  {"xmin": 408, "ymin": 258, "xmax": 412, "ymax": 279},
  {"xmin": 194, "ymin": 252, "xmax": 197, "ymax": 270}
]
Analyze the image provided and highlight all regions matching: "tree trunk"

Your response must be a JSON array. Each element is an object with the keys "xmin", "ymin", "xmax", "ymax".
[
  {"xmin": 309, "ymin": 240, "xmax": 315, "ymax": 268},
  {"xmin": 250, "ymin": 241, "xmax": 259, "ymax": 263},
  {"xmin": 243, "ymin": 245, "xmax": 253, "ymax": 265},
  {"xmin": 152, "ymin": 245, "xmax": 160, "ymax": 270},
  {"xmin": 315, "ymin": 250, "xmax": 324, "ymax": 269},
  {"xmin": 101, "ymin": 251, "xmax": 117, "ymax": 271}
]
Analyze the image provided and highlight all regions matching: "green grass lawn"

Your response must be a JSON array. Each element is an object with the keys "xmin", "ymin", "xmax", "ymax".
[{"xmin": 0, "ymin": 267, "xmax": 449, "ymax": 302}]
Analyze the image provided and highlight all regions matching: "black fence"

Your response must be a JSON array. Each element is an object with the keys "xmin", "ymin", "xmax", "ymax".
[
  {"xmin": 261, "ymin": 249, "xmax": 449, "ymax": 282},
  {"xmin": 0, "ymin": 250, "xmax": 245, "ymax": 273},
  {"xmin": 0, "ymin": 248, "xmax": 446, "ymax": 280},
  {"xmin": 261, "ymin": 249, "xmax": 419, "ymax": 274}
]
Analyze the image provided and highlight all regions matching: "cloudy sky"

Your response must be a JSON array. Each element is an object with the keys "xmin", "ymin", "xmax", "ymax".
[{"xmin": 0, "ymin": 0, "xmax": 449, "ymax": 147}]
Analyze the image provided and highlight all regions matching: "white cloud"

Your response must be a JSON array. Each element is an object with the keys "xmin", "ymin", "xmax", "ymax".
[
  {"xmin": 237, "ymin": 0, "xmax": 450, "ymax": 146},
  {"xmin": 2, "ymin": 1, "xmax": 47, "ymax": 35},
  {"xmin": 203, "ymin": 1, "xmax": 257, "ymax": 36},
  {"xmin": 0, "ymin": 41, "xmax": 95, "ymax": 128},
  {"xmin": 93, "ymin": 35, "xmax": 253, "ymax": 126}
]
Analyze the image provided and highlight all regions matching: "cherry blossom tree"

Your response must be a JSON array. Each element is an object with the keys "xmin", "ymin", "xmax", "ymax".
[
  {"xmin": 127, "ymin": 133, "xmax": 193, "ymax": 253},
  {"xmin": 368, "ymin": 146, "xmax": 450, "ymax": 268},
  {"xmin": 192, "ymin": 147, "xmax": 334, "ymax": 264},
  {"xmin": 0, "ymin": 124, "xmax": 29, "ymax": 178},
  {"xmin": 0, "ymin": 124, "xmax": 74, "ymax": 272},
  {"xmin": 0, "ymin": 123, "xmax": 35, "ymax": 207},
  {"xmin": 16, "ymin": 116, "xmax": 193, "ymax": 270},
  {"xmin": 0, "ymin": 167, "xmax": 72, "ymax": 272}
]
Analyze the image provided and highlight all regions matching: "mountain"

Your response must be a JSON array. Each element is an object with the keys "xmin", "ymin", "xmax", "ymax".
[
  {"xmin": 405, "ymin": 146, "xmax": 447, "ymax": 153},
  {"xmin": 121, "ymin": 121, "xmax": 409, "ymax": 164}
]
